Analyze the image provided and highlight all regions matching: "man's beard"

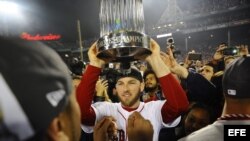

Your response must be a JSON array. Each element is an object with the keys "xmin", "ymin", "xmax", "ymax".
[
  {"xmin": 118, "ymin": 90, "xmax": 141, "ymax": 107},
  {"xmin": 144, "ymin": 84, "xmax": 158, "ymax": 93}
]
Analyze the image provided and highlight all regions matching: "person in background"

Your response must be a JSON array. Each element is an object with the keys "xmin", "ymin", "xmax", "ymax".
[
  {"xmin": 211, "ymin": 44, "xmax": 249, "ymax": 121},
  {"xmin": 224, "ymin": 44, "xmax": 249, "ymax": 66},
  {"xmin": 175, "ymin": 102, "xmax": 212, "ymax": 139},
  {"xmin": 178, "ymin": 55, "xmax": 250, "ymax": 141},
  {"xmin": 99, "ymin": 67, "xmax": 120, "ymax": 103},
  {"xmin": 183, "ymin": 103, "xmax": 211, "ymax": 136},
  {"xmin": 141, "ymin": 69, "xmax": 164, "ymax": 102},
  {"xmin": 198, "ymin": 62, "xmax": 215, "ymax": 82}
]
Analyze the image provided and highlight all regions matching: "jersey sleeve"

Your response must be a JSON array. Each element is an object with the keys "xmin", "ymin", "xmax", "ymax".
[
  {"xmin": 143, "ymin": 100, "xmax": 181, "ymax": 128},
  {"xmin": 159, "ymin": 73, "xmax": 189, "ymax": 123},
  {"xmin": 76, "ymin": 65, "xmax": 101, "ymax": 126}
]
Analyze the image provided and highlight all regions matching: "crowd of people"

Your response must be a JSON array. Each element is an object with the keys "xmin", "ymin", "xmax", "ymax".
[{"xmin": 1, "ymin": 36, "xmax": 250, "ymax": 141}]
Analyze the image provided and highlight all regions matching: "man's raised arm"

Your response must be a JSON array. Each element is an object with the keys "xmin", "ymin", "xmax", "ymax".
[
  {"xmin": 76, "ymin": 42, "xmax": 106, "ymax": 125},
  {"xmin": 145, "ymin": 39, "xmax": 189, "ymax": 123}
]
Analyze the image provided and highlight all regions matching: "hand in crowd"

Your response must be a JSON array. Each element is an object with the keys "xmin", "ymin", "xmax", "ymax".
[
  {"xmin": 237, "ymin": 44, "xmax": 249, "ymax": 56},
  {"xmin": 213, "ymin": 44, "xmax": 227, "ymax": 60},
  {"xmin": 183, "ymin": 55, "xmax": 192, "ymax": 68},
  {"xmin": 160, "ymin": 51, "xmax": 171, "ymax": 67},
  {"xmin": 162, "ymin": 47, "xmax": 178, "ymax": 68},
  {"xmin": 93, "ymin": 116, "xmax": 117, "ymax": 141},
  {"xmin": 95, "ymin": 78, "xmax": 111, "ymax": 102},
  {"xmin": 126, "ymin": 112, "xmax": 154, "ymax": 141},
  {"xmin": 95, "ymin": 78, "xmax": 108, "ymax": 96},
  {"xmin": 161, "ymin": 48, "xmax": 189, "ymax": 79}
]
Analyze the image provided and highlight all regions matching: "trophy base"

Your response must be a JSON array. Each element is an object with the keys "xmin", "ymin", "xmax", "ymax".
[{"xmin": 96, "ymin": 30, "xmax": 151, "ymax": 62}]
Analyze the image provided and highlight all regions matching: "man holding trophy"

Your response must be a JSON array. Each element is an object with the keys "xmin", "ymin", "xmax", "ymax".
[{"xmin": 76, "ymin": 0, "xmax": 189, "ymax": 141}]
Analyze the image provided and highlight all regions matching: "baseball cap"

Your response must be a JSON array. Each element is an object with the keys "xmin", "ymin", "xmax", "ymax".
[
  {"xmin": 223, "ymin": 55, "xmax": 250, "ymax": 98},
  {"xmin": 116, "ymin": 68, "xmax": 143, "ymax": 82},
  {"xmin": 0, "ymin": 37, "xmax": 72, "ymax": 140}
]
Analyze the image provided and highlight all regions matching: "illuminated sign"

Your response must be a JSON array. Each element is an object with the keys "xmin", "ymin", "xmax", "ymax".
[{"xmin": 20, "ymin": 32, "xmax": 61, "ymax": 41}]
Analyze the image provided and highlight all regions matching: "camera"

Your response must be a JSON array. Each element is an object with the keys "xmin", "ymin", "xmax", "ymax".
[
  {"xmin": 222, "ymin": 47, "xmax": 239, "ymax": 56},
  {"xmin": 100, "ymin": 68, "xmax": 118, "ymax": 85},
  {"xmin": 69, "ymin": 57, "xmax": 84, "ymax": 75},
  {"xmin": 166, "ymin": 37, "xmax": 175, "ymax": 48},
  {"xmin": 188, "ymin": 53, "xmax": 202, "ymax": 61},
  {"xmin": 167, "ymin": 38, "xmax": 174, "ymax": 45},
  {"xmin": 166, "ymin": 37, "xmax": 175, "ymax": 51}
]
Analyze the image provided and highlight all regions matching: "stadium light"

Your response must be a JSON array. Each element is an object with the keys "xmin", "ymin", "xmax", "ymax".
[
  {"xmin": 0, "ymin": 1, "xmax": 19, "ymax": 16},
  {"xmin": 156, "ymin": 33, "xmax": 172, "ymax": 38}
]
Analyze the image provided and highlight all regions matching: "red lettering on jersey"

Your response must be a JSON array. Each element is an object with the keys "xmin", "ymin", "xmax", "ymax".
[{"xmin": 118, "ymin": 129, "xmax": 125, "ymax": 141}]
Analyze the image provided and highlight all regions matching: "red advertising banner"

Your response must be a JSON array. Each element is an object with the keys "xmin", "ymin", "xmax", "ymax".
[{"xmin": 20, "ymin": 32, "xmax": 61, "ymax": 41}]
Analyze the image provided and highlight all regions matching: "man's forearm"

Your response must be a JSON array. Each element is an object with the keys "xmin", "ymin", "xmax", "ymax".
[
  {"xmin": 76, "ymin": 65, "xmax": 101, "ymax": 125},
  {"xmin": 148, "ymin": 55, "xmax": 171, "ymax": 78},
  {"xmin": 160, "ymin": 74, "xmax": 189, "ymax": 123}
]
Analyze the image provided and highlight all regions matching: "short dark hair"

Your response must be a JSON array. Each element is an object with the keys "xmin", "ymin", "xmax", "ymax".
[
  {"xmin": 143, "ymin": 69, "xmax": 158, "ymax": 82},
  {"xmin": 186, "ymin": 102, "xmax": 212, "ymax": 123}
]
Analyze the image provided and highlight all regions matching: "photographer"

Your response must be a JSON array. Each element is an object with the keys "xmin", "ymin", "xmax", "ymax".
[
  {"xmin": 69, "ymin": 57, "xmax": 85, "ymax": 75},
  {"xmin": 212, "ymin": 43, "xmax": 249, "ymax": 69},
  {"xmin": 211, "ymin": 43, "xmax": 249, "ymax": 121},
  {"xmin": 94, "ymin": 78, "xmax": 112, "ymax": 102},
  {"xmin": 97, "ymin": 67, "xmax": 120, "ymax": 103}
]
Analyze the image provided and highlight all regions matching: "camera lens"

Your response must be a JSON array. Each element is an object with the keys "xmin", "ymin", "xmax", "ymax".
[
  {"xmin": 167, "ymin": 38, "xmax": 174, "ymax": 45},
  {"xmin": 168, "ymin": 39, "xmax": 173, "ymax": 43}
]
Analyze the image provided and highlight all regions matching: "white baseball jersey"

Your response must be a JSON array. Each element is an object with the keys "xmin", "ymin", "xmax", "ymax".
[{"xmin": 82, "ymin": 100, "xmax": 181, "ymax": 141}]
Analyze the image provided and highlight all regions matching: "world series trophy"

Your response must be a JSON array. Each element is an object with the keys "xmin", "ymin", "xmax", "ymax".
[{"xmin": 96, "ymin": 0, "xmax": 151, "ymax": 71}]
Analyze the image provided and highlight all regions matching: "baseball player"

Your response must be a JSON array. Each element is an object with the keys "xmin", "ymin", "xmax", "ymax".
[{"xmin": 77, "ymin": 39, "xmax": 189, "ymax": 141}]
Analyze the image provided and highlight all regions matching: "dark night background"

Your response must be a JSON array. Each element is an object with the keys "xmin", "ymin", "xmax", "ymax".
[{"xmin": 1, "ymin": 0, "xmax": 250, "ymax": 62}]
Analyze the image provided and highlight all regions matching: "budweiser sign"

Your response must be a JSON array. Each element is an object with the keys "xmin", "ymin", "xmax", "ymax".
[{"xmin": 20, "ymin": 32, "xmax": 61, "ymax": 41}]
